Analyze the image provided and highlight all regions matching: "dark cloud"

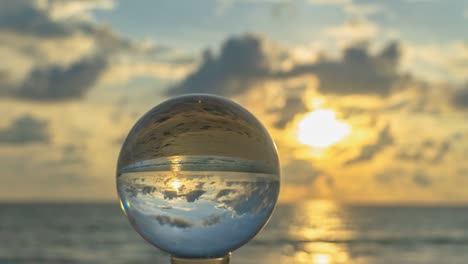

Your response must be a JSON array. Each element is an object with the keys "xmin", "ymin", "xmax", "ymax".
[
  {"xmin": 184, "ymin": 190, "xmax": 206, "ymax": 202},
  {"xmin": 375, "ymin": 168, "xmax": 404, "ymax": 184},
  {"xmin": 396, "ymin": 136, "xmax": 455, "ymax": 163},
  {"xmin": 0, "ymin": 115, "xmax": 49, "ymax": 144},
  {"xmin": 42, "ymin": 144, "xmax": 87, "ymax": 167},
  {"xmin": 412, "ymin": 171, "xmax": 432, "ymax": 187},
  {"xmin": 395, "ymin": 140, "xmax": 428, "ymax": 162},
  {"xmin": 282, "ymin": 159, "xmax": 322, "ymax": 184},
  {"xmin": 0, "ymin": 1, "xmax": 67, "ymax": 36},
  {"xmin": 452, "ymin": 85, "xmax": 468, "ymax": 109},
  {"xmin": 170, "ymin": 34, "xmax": 406, "ymax": 98},
  {"xmin": 382, "ymin": 100, "xmax": 411, "ymax": 112},
  {"xmin": 0, "ymin": 71, "xmax": 9, "ymax": 96},
  {"xmin": 375, "ymin": 169, "xmax": 432, "ymax": 188},
  {"xmin": 272, "ymin": 96, "xmax": 308, "ymax": 128},
  {"xmin": 168, "ymin": 34, "xmax": 272, "ymax": 96},
  {"xmin": 154, "ymin": 215, "xmax": 192, "ymax": 229},
  {"xmin": 16, "ymin": 56, "xmax": 107, "ymax": 101},
  {"xmin": 202, "ymin": 214, "xmax": 225, "ymax": 227},
  {"xmin": 0, "ymin": 0, "xmax": 173, "ymax": 101},
  {"xmin": 216, "ymin": 189, "xmax": 237, "ymax": 199},
  {"xmin": 431, "ymin": 140, "xmax": 450, "ymax": 163},
  {"xmin": 395, "ymin": 149, "xmax": 424, "ymax": 162},
  {"xmin": 163, "ymin": 190, "xmax": 178, "ymax": 200},
  {"xmin": 161, "ymin": 189, "xmax": 206, "ymax": 202},
  {"xmin": 422, "ymin": 139, "xmax": 435, "ymax": 148},
  {"xmin": 283, "ymin": 42, "xmax": 404, "ymax": 96},
  {"xmin": 344, "ymin": 125, "xmax": 393, "ymax": 166}
]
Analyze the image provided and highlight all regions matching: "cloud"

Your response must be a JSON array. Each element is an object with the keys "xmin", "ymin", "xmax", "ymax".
[
  {"xmin": 452, "ymin": 85, "xmax": 468, "ymax": 109},
  {"xmin": 271, "ymin": 95, "xmax": 308, "ymax": 128},
  {"xmin": 0, "ymin": 0, "xmax": 112, "ymax": 35},
  {"xmin": 375, "ymin": 168, "xmax": 404, "ymax": 184},
  {"xmin": 100, "ymin": 61, "xmax": 193, "ymax": 84},
  {"xmin": 154, "ymin": 215, "xmax": 193, "ymax": 229},
  {"xmin": 314, "ymin": 0, "xmax": 382, "ymax": 47},
  {"xmin": 163, "ymin": 190, "xmax": 178, "ymax": 200},
  {"xmin": 202, "ymin": 214, "xmax": 225, "ymax": 227},
  {"xmin": 282, "ymin": 159, "xmax": 322, "ymax": 184},
  {"xmin": 431, "ymin": 140, "xmax": 450, "ymax": 163},
  {"xmin": 0, "ymin": 0, "xmax": 67, "ymax": 36},
  {"xmin": 160, "ymin": 189, "xmax": 206, "ymax": 202},
  {"xmin": 215, "ymin": 0, "xmax": 291, "ymax": 17},
  {"xmin": 395, "ymin": 147, "xmax": 424, "ymax": 162},
  {"xmin": 308, "ymin": 0, "xmax": 380, "ymax": 19},
  {"xmin": 283, "ymin": 42, "xmax": 405, "ymax": 96},
  {"xmin": 168, "ymin": 34, "xmax": 275, "ymax": 96},
  {"xmin": 402, "ymin": 42, "xmax": 468, "ymax": 84},
  {"xmin": 170, "ymin": 34, "xmax": 405, "ymax": 98},
  {"xmin": 216, "ymin": 189, "xmax": 237, "ymax": 199},
  {"xmin": 0, "ymin": 1, "xmax": 110, "ymax": 100},
  {"xmin": 0, "ymin": 0, "xmax": 185, "ymax": 101},
  {"xmin": 308, "ymin": 0, "xmax": 351, "ymax": 5},
  {"xmin": 322, "ymin": 19, "xmax": 378, "ymax": 45},
  {"xmin": 412, "ymin": 171, "xmax": 432, "ymax": 187},
  {"xmin": 0, "ymin": 115, "xmax": 49, "ymax": 144},
  {"xmin": 59, "ymin": 144, "xmax": 86, "ymax": 165},
  {"xmin": 344, "ymin": 124, "xmax": 393, "ymax": 166},
  {"xmin": 375, "ymin": 168, "xmax": 432, "ymax": 189},
  {"xmin": 184, "ymin": 190, "xmax": 206, "ymax": 202},
  {"xmin": 16, "ymin": 56, "xmax": 107, "ymax": 101},
  {"xmin": 46, "ymin": 0, "xmax": 114, "ymax": 20},
  {"xmin": 395, "ymin": 136, "xmax": 456, "ymax": 164}
]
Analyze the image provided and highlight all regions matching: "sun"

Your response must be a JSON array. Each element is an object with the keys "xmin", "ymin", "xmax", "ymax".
[{"xmin": 297, "ymin": 109, "xmax": 350, "ymax": 148}]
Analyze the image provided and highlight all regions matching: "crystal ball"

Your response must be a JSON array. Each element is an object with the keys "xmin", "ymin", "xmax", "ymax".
[{"xmin": 116, "ymin": 94, "xmax": 280, "ymax": 258}]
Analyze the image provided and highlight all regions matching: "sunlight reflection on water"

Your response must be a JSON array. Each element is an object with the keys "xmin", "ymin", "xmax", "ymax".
[
  {"xmin": 236, "ymin": 200, "xmax": 354, "ymax": 264},
  {"xmin": 288, "ymin": 200, "xmax": 351, "ymax": 264}
]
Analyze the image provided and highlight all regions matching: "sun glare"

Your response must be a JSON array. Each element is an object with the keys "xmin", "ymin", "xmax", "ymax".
[
  {"xmin": 297, "ymin": 109, "xmax": 350, "ymax": 148},
  {"xmin": 313, "ymin": 254, "xmax": 331, "ymax": 264},
  {"xmin": 171, "ymin": 181, "xmax": 181, "ymax": 189}
]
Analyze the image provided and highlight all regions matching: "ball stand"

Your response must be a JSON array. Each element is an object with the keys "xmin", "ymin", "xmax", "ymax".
[{"xmin": 171, "ymin": 254, "xmax": 231, "ymax": 264}]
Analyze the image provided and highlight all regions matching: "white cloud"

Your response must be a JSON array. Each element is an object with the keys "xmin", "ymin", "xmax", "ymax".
[
  {"xmin": 215, "ymin": 0, "xmax": 290, "ymax": 13},
  {"xmin": 44, "ymin": 0, "xmax": 115, "ymax": 20},
  {"xmin": 308, "ymin": 0, "xmax": 380, "ymax": 18},
  {"xmin": 0, "ymin": 32, "xmax": 96, "ymax": 83},
  {"xmin": 100, "ymin": 61, "xmax": 195, "ymax": 84},
  {"xmin": 405, "ymin": 0, "xmax": 437, "ymax": 2},
  {"xmin": 401, "ymin": 41, "xmax": 468, "ymax": 84},
  {"xmin": 306, "ymin": 0, "xmax": 384, "ymax": 50},
  {"xmin": 322, "ymin": 18, "xmax": 379, "ymax": 46},
  {"xmin": 307, "ymin": 0, "xmax": 351, "ymax": 5}
]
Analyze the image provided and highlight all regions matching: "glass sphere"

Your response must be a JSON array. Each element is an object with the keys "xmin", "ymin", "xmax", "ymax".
[{"xmin": 116, "ymin": 94, "xmax": 280, "ymax": 258}]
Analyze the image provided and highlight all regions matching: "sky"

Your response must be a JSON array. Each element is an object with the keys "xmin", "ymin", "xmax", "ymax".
[{"xmin": 0, "ymin": 0, "xmax": 467, "ymax": 203}]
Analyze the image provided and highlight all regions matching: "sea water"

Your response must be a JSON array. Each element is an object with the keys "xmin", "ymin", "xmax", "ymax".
[
  {"xmin": 117, "ymin": 156, "xmax": 280, "ymax": 258},
  {"xmin": 2, "ymin": 203, "xmax": 468, "ymax": 264}
]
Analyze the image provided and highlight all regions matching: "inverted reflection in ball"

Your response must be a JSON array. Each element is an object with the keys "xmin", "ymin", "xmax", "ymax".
[{"xmin": 117, "ymin": 94, "xmax": 280, "ymax": 258}]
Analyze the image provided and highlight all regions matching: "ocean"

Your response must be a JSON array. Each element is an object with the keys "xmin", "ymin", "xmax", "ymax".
[{"xmin": 1, "ymin": 201, "xmax": 467, "ymax": 264}]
